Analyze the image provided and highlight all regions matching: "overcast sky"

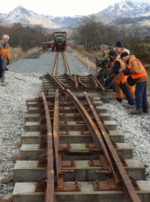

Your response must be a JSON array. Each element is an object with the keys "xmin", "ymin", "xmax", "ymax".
[{"xmin": 1, "ymin": 0, "xmax": 150, "ymax": 17}]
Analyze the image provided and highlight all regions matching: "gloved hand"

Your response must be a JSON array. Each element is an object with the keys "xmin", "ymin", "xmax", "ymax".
[
  {"xmin": 123, "ymin": 71, "xmax": 130, "ymax": 76},
  {"xmin": 119, "ymin": 68, "xmax": 127, "ymax": 73},
  {"xmin": 7, "ymin": 59, "xmax": 10, "ymax": 65},
  {"xmin": 5, "ymin": 67, "xmax": 9, "ymax": 71}
]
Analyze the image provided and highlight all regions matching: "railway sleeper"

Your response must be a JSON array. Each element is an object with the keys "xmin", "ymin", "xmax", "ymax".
[
  {"xmin": 13, "ymin": 159, "xmax": 145, "ymax": 182},
  {"xmin": 13, "ymin": 93, "xmax": 146, "ymax": 202},
  {"xmin": 19, "ymin": 143, "xmax": 132, "ymax": 160},
  {"xmin": 12, "ymin": 181, "xmax": 150, "ymax": 202},
  {"xmin": 21, "ymin": 130, "xmax": 124, "ymax": 145}
]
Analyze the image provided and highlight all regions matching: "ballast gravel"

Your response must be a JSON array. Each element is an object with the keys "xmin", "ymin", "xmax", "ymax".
[
  {"xmin": 0, "ymin": 49, "xmax": 96, "ymax": 198},
  {"xmin": 103, "ymin": 100, "xmax": 150, "ymax": 179},
  {"xmin": 8, "ymin": 49, "xmax": 96, "ymax": 75},
  {"xmin": 1, "ymin": 50, "xmax": 149, "ymax": 198},
  {"xmin": 65, "ymin": 50, "xmax": 96, "ymax": 75},
  {"xmin": 0, "ymin": 71, "xmax": 42, "ymax": 197}
]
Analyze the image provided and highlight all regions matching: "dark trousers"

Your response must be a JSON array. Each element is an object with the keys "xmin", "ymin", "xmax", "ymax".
[
  {"xmin": 135, "ymin": 82, "xmax": 149, "ymax": 110},
  {"xmin": 105, "ymin": 76, "xmax": 115, "ymax": 92},
  {"xmin": 119, "ymin": 82, "xmax": 136, "ymax": 106}
]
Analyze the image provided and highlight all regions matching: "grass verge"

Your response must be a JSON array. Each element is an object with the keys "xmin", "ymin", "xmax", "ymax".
[
  {"xmin": 9, "ymin": 46, "xmax": 42, "ymax": 64},
  {"xmin": 67, "ymin": 46, "xmax": 97, "ymax": 72}
]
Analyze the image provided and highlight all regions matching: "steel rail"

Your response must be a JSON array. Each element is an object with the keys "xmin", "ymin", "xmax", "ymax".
[
  {"xmin": 53, "ymin": 89, "xmax": 60, "ymax": 180},
  {"xmin": 91, "ymin": 74, "xmax": 106, "ymax": 93},
  {"xmin": 53, "ymin": 52, "xmax": 59, "ymax": 76},
  {"xmin": 77, "ymin": 76, "xmax": 90, "ymax": 89},
  {"xmin": 64, "ymin": 73, "xmax": 79, "ymax": 90},
  {"xmin": 66, "ymin": 89, "xmax": 118, "ymax": 188},
  {"xmin": 41, "ymin": 92, "xmax": 55, "ymax": 202},
  {"xmin": 84, "ymin": 92, "xmax": 141, "ymax": 202},
  {"xmin": 47, "ymin": 73, "xmax": 65, "ymax": 91},
  {"xmin": 62, "ymin": 51, "xmax": 70, "ymax": 74}
]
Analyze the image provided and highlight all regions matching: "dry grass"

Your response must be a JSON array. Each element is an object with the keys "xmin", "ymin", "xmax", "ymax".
[
  {"xmin": 68, "ymin": 46, "xmax": 97, "ymax": 72},
  {"xmin": 9, "ymin": 46, "xmax": 42, "ymax": 63}
]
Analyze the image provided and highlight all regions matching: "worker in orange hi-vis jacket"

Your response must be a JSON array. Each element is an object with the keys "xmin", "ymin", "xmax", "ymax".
[
  {"xmin": 109, "ymin": 50, "xmax": 136, "ymax": 107},
  {"xmin": 121, "ymin": 52, "xmax": 149, "ymax": 115},
  {"xmin": 114, "ymin": 41, "xmax": 135, "ymax": 100},
  {"xmin": 0, "ymin": 35, "xmax": 10, "ymax": 86}
]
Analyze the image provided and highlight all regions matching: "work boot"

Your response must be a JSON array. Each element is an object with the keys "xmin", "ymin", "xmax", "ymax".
[
  {"xmin": 130, "ymin": 108, "xmax": 143, "ymax": 115},
  {"xmin": 143, "ymin": 109, "xmax": 149, "ymax": 113},
  {"xmin": 2, "ymin": 82, "xmax": 8, "ymax": 86},
  {"xmin": 116, "ymin": 98, "xmax": 122, "ymax": 103}
]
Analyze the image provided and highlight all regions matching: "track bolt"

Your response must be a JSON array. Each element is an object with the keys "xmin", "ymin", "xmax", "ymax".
[
  {"xmin": 75, "ymin": 181, "xmax": 80, "ymax": 191},
  {"xmin": 95, "ymin": 180, "xmax": 100, "ymax": 189},
  {"xmin": 67, "ymin": 142, "xmax": 71, "ymax": 149},
  {"xmin": 90, "ymin": 158, "xmax": 94, "ymax": 166},
  {"xmin": 71, "ymin": 159, "xmax": 74, "ymax": 167},
  {"xmin": 86, "ymin": 141, "xmax": 90, "ymax": 148}
]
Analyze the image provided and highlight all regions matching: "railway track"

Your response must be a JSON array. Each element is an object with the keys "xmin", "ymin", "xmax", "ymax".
[{"xmin": 11, "ymin": 51, "xmax": 150, "ymax": 202}]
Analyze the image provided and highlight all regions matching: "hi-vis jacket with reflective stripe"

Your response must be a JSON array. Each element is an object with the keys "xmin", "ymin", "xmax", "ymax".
[
  {"xmin": 114, "ymin": 47, "xmax": 130, "ymax": 56},
  {"xmin": 0, "ymin": 40, "xmax": 10, "ymax": 60},
  {"xmin": 127, "ymin": 55, "xmax": 147, "ymax": 79},
  {"xmin": 112, "ymin": 58, "xmax": 127, "ymax": 84}
]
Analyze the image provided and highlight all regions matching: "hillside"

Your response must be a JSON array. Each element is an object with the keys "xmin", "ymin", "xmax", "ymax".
[
  {"xmin": 0, "ymin": 1, "xmax": 150, "ymax": 29},
  {"xmin": 96, "ymin": 0, "xmax": 150, "ymax": 22}
]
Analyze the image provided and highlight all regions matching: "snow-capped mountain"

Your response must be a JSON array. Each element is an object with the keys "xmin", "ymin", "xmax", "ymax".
[
  {"xmin": 0, "ymin": 5, "xmax": 81, "ymax": 28},
  {"xmin": 96, "ymin": 0, "xmax": 150, "ymax": 22},
  {"xmin": 0, "ymin": 6, "xmax": 62, "ymax": 28},
  {"xmin": 1, "ymin": 1, "xmax": 150, "ymax": 28}
]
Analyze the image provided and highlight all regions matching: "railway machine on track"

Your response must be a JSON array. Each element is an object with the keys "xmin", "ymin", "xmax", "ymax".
[{"xmin": 53, "ymin": 31, "xmax": 67, "ymax": 51}]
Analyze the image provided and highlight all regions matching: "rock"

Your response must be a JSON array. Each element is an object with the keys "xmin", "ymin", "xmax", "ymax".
[
  {"xmin": 15, "ymin": 141, "xmax": 22, "ymax": 147},
  {"xmin": 103, "ymin": 100, "xmax": 150, "ymax": 179},
  {"xmin": 2, "ymin": 172, "xmax": 13, "ymax": 183},
  {"xmin": 11, "ymin": 154, "xmax": 20, "ymax": 164},
  {"xmin": 0, "ymin": 195, "xmax": 12, "ymax": 202}
]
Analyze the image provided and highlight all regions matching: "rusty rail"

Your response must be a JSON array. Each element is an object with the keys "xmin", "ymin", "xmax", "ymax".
[
  {"xmin": 41, "ymin": 92, "xmax": 55, "ymax": 202},
  {"xmin": 47, "ymin": 73, "xmax": 65, "ymax": 91},
  {"xmin": 62, "ymin": 51, "xmax": 70, "ymax": 74},
  {"xmin": 84, "ymin": 92, "xmax": 141, "ymax": 202},
  {"xmin": 53, "ymin": 52, "xmax": 59, "ymax": 76},
  {"xmin": 64, "ymin": 73, "xmax": 79, "ymax": 90},
  {"xmin": 53, "ymin": 89, "xmax": 60, "ymax": 180},
  {"xmin": 91, "ymin": 74, "xmax": 106, "ymax": 93},
  {"xmin": 66, "ymin": 89, "xmax": 118, "ymax": 188},
  {"xmin": 77, "ymin": 76, "xmax": 90, "ymax": 89}
]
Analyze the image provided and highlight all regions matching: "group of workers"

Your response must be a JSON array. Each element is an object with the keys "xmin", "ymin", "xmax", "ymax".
[
  {"xmin": 0, "ymin": 35, "xmax": 10, "ymax": 86},
  {"xmin": 0, "ymin": 34, "xmax": 149, "ymax": 115},
  {"xmin": 96, "ymin": 41, "xmax": 149, "ymax": 115}
]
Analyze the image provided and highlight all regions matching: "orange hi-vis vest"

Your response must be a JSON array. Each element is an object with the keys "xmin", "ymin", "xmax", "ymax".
[
  {"xmin": 0, "ymin": 40, "xmax": 10, "ymax": 60},
  {"xmin": 128, "ymin": 55, "xmax": 147, "ymax": 79},
  {"xmin": 114, "ymin": 48, "xmax": 125, "ymax": 56},
  {"xmin": 112, "ymin": 58, "xmax": 127, "ymax": 84},
  {"xmin": 118, "ymin": 48, "xmax": 125, "ymax": 56}
]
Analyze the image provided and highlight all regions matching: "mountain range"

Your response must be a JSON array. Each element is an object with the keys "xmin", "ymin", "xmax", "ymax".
[
  {"xmin": 0, "ymin": 0, "xmax": 150, "ymax": 28},
  {"xmin": 97, "ymin": 0, "xmax": 150, "ymax": 22}
]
